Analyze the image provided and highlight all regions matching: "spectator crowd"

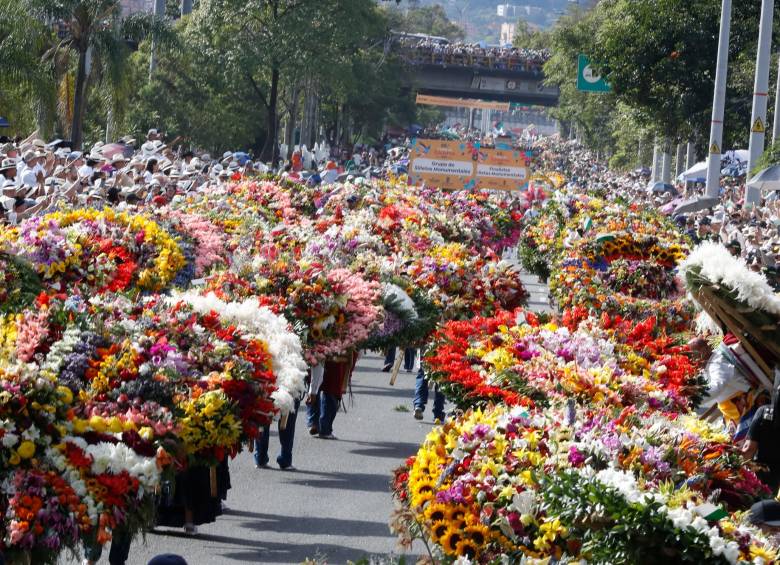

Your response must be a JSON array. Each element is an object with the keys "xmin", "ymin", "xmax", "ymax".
[{"xmin": 397, "ymin": 37, "xmax": 550, "ymax": 72}]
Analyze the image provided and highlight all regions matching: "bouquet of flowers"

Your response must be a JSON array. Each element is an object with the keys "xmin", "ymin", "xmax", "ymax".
[
  {"xmin": 391, "ymin": 405, "xmax": 776, "ymax": 564},
  {"xmin": 1, "ymin": 209, "xmax": 185, "ymax": 294}
]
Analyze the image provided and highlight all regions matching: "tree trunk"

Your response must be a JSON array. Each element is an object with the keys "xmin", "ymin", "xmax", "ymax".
[
  {"xmin": 71, "ymin": 47, "xmax": 89, "ymax": 149},
  {"xmin": 261, "ymin": 65, "xmax": 280, "ymax": 165},
  {"xmin": 284, "ymin": 81, "xmax": 300, "ymax": 160}
]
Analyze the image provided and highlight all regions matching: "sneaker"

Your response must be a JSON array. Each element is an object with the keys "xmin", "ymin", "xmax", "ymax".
[
  {"xmin": 381, "ymin": 363, "xmax": 392, "ymax": 372},
  {"xmin": 183, "ymin": 523, "xmax": 198, "ymax": 535},
  {"xmin": 278, "ymin": 464, "xmax": 296, "ymax": 471},
  {"xmin": 413, "ymin": 408, "xmax": 423, "ymax": 420},
  {"xmin": 255, "ymin": 462, "xmax": 270, "ymax": 469},
  {"xmin": 317, "ymin": 433, "xmax": 337, "ymax": 440},
  {"xmin": 309, "ymin": 426, "xmax": 319, "ymax": 436}
]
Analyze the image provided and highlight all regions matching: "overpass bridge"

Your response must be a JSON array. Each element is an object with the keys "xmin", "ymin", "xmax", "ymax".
[{"xmin": 397, "ymin": 49, "xmax": 560, "ymax": 107}]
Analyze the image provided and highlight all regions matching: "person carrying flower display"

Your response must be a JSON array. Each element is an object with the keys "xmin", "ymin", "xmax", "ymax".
[
  {"xmin": 307, "ymin": 351, "xmax": 358, "ymax": 440},
  {"xmin": 413, "ymin": 357, "xmax": 445, "ymax": 423}
]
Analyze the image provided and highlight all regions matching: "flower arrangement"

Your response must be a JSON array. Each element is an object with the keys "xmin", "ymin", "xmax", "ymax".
[
  {"xmin": 2, "ymin": 209, "xmax": 186, "ymax": 294},
  {"xmin": 391, "ymin": 405, "xmax": 776, "ymax": 564}
]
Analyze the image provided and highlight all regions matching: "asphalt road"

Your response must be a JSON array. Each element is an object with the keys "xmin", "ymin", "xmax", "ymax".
[{"xmin": 65, "ymin": 270, "xmax": 549, "ymax": 565}]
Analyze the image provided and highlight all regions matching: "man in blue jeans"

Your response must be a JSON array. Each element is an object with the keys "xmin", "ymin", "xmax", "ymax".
[
  {"xmin": 414, "ymin": 365, "xmax": 445, "ymax": 422},
  {"xmin": 255, "ymin": 399, "xmax": 300, "ymax": 470}
]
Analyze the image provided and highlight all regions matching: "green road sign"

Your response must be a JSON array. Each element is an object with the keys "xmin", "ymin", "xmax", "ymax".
[{"xmin": 577, "ymin": 54, "xmax": 611, "ymax": 93}]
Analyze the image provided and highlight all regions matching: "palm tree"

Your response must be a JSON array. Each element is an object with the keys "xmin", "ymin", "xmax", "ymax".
[{"xmin": 27, "ymin": 0, "xmax": 171, "ymax": 148}]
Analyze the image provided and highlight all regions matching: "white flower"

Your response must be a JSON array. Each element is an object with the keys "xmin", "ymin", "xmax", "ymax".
[{"xmin": 1, "ymin": 431, "xmax": 18, "ymax": 448}]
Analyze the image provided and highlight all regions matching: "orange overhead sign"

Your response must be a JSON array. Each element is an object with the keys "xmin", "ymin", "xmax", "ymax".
[
  {"xmin": 408, "ymin": 139, "xmax": 529, "ymax": 191},
  {"xmin": 415, "ymin": 94, "xmax": 510, "ymax": 112}
]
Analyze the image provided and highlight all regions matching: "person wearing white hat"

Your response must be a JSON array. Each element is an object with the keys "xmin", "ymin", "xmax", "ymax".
[{"xmin": 0, "ymin": 158, "xmax": 17, "ymax": 184}]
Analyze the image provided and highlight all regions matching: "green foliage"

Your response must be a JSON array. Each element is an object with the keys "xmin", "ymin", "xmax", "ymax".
[
  {"xmin": 543, "ymin": 1, "xmax": 780, "ymax": 159},
  {"xmin": 383, "ymin": 4, "xmax": 465, "ymax": 41},
  {"xmin": 0, "ymin": 254, "xmax": 42, "ymax": 315},
  {"xmin": 754, "ymin": 140, "xmax": 780, "ymax": 173},
  {"xmin": 513, "ymin": 19, "xmax": 551, "ymax": 50},
  {"xmin": 543, "ymin": 471, "xmax": 732, "ymax": 564}
]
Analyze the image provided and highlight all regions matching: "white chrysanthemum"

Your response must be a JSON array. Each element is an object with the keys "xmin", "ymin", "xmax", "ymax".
[
  {"xmin": 680, "ymin": 241, "xmax": 780, "ymax": 315},
  {"xmin": 171, "ymin": 291, "xmax": 307, "ymax": 415}
]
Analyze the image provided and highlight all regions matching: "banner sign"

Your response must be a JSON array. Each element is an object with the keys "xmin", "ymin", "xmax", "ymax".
[
  {"xmin": 408, "ymin": 138, "xmax": 528, "ymax": 191},
  {"xmin": 415, "ymin": 94, "xmax": 510, "ymax": 112}
]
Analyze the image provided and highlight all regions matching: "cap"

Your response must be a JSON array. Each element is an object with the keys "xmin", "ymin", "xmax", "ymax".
[
  {"xmin": 148, "ymin": 554, "xmax": 188, "ymax": 565},
  {"xmin": 750, "ymin": 500, "xmax": 780, "ymax": 526}
]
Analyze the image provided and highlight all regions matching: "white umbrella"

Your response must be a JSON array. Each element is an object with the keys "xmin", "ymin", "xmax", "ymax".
[
  {"xmin": 747, "ymin": 165, "xmax": 780, "ymax": 192},
  {"xmin": 677, "ymin": 161, "xmax": 707, "ymax": 183}
]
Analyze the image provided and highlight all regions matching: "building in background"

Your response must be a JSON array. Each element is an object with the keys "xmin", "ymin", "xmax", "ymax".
[
  {"xmin": 120, "ymin": 0, "xmax": 153, "ymax": 16},
  {"xmin": 500, "ymin": 22, "xmax": 516, "ymax": 45}
]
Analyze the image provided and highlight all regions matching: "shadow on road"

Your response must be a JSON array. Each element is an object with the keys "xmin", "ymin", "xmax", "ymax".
[
  {"xmin": 149, "ymin": 530, "xmax": 394, "ymax": 563},
  {"xmin": 280, "ymin": 469, "xmax": 392, "ymax": 493}
]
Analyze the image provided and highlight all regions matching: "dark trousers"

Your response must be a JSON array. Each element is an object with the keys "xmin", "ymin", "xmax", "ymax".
[
  {"xmin": 84, "ymin": 528, "xmax": 132, "ymax": 564},
  {"xmin": 306, "ymin": 391, "xmax": 340, "ymax": 435},
  {"xmin": 384, "ymin": 347, "xmax": 416, "ymax": 371},
  {"xmin": 255, "ymin": 399, "xmax": 300, "ymax": 468}
]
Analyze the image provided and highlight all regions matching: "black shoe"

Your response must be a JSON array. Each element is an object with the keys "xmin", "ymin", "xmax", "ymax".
[
  {"xmin": 413, "ymin": 408, "xmax": 423, "ymax": 420},
  {"xmin": 381, "ymin": 363, "xmax": 392, "ymax": 372},
  {"xmin": 309, "ymin": 426, "xmax": 319, "ymax": 435}
]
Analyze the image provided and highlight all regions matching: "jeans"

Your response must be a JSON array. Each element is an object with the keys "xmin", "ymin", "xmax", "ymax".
[
  {"xmin": 414, "ymin": 366, "xmax": 445, "ymax": 421},
  {"xmin": 306, "ymin": 391, "xmax": 340, "ymax": 435},
  {"xmin": 83, "ymin": 528, "xmax": 132, "ymax": 564},
  {"xmin": 255, "ymin": 399, "xmax": 300, "ymax": 468},
  {"xmin": 384, "ymin": 347, "xmax": 416, "ymax": 371}
]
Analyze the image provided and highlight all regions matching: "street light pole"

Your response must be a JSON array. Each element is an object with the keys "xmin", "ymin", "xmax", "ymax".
[
  {"xmin": 773, "ymin": 55, "xmax": 780, "ymax": 143},
  {"xmin": 745, "ymin": 0, "xmax": 775, "ymax": 206},
  {"xmin": 705, "ymin": 0, "xmax": 732, "ymax": 199}
]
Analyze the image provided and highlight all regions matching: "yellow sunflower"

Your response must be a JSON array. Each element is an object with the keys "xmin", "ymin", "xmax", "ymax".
[
  {"xmin": 446, "ymin": 504, "xmax": 468, "ymax": 522},
  {"xmin": 455, "ymin": 538, "xmax": 479, "ymax": 559},
  {"xmin": 424, "ymin": 502, "xmax": 448, "ymax": 524},
  {"xmin": 429, "ymin": 520, "xmax": 449, "ymax": 542},
  {"xmin": 464, "ymin": 523, "xmax": 490, "ymax": 547},
  {"xmin": 439, "ymin": 527, "xmax": 464, "ymax": 555}
]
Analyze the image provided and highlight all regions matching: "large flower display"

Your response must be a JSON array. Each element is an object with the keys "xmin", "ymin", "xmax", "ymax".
[
  {"xmin": 0, "ymin": 174, "xmax": 530, "ymax": 562},
  {"xmin": 392, "ymin": 176, "xmax": 780, "ymax": 562},
  {"xmin": 392, "ymin": 405, "xmax": 775, "ymax": 564}
]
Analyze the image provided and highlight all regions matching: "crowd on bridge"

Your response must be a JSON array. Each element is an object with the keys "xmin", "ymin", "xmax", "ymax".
[{"xmin": 397, "ymin": 37, "xmax": 550, "ymax": 73}]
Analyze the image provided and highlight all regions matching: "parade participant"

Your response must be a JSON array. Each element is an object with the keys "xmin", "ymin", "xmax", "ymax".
[
  {"xmin": 307, "ymin": 351, "xmax": 357, "ymax": 439},
  {"xmin": 255, "ymin": 397, "xmax": 301, "ymax": 470},
  {"xmin": 413, "ymin": 358, "xmax": 445, "ymax": 423}
]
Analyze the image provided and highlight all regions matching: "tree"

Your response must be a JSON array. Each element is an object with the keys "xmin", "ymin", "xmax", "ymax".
[
  {"xmin": 25, "ymin": 0, "xmax": 170, "ymax": 148},
  {"xmin": 384, "ymin": 4, "xmax": 466, "ymax": 41},
  {"xmin": 195, "ymin": 0, "xmax": 391, "ymax": 163},
  {"xmin": 513, "ymin": 19, "xmax": 550, "ymax": 50}
]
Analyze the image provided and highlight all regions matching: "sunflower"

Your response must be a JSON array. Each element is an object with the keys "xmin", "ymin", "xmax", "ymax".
[
  {"xmin": 464, "ymin": 523, "xmax": 490, "ymax": 547},
  {"xmin": 410, "ymin": 487, "xmax": 435, "ymax": 509},
  {"xmin": 455, "ymin": 538, "xmax": 479, "ymax": 559},
  {"xmin": 446, "ymin": 503, "xmax": 468, "ymax": 522},
  {"xmin": 424, "ymin": 502, "xmax": 448, "ymax": 524},
  {"xmin": 429, "ymin": 519, "xmax": 449, "ymax": 542},
  {"xmin": 439, "ymin": 526, "xmax": 464, "ymax": 555}
]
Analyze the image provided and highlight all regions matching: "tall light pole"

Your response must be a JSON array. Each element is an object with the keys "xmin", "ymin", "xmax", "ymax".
[
  {"xmin": 705, "ymin": 0, "xmax": 732, "ymax": 199},
  {"xmin": 745, "ymin": 0, "xmax": 775, "ymax": 206},
  {"xmin": 773, "ymin": 55, "xmax": 780, "ymax": 143}
]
